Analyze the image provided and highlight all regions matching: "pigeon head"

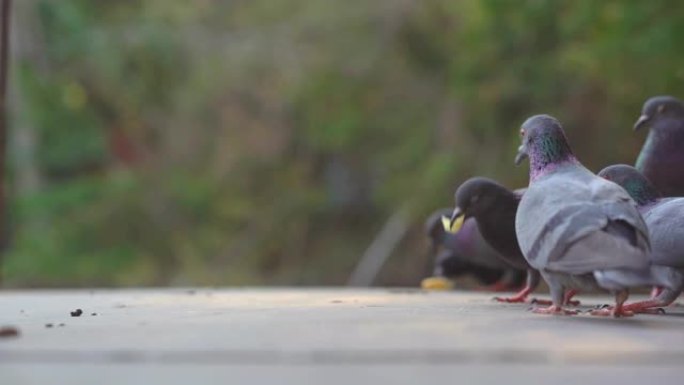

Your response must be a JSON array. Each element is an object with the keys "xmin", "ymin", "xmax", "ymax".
[
  {"xmin": 634, "ymin": 96, "xmax": 684, "ymax": 131},
  {"xmin": 449, "ymin": 177, "xmax": 512, "ymax": 227},
  {"xmin": 424, "ymin": 209, "xmax": 450, "ymax": 243},
  {"xmin": 515, "ymin": 115, "xmax": 575, "ymax": 176},
  {"xmin": 598, "ymin": 164, "xmax": 661, "ymax": 206}
]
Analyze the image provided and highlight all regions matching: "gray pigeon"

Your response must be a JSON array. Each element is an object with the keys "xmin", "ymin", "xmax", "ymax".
[
  {"xmin": 634, "ymin": 96, "xmax": 684, "ymax": 197},
  {"xmin": 598, "ymin": 164, "xmax": 684, "ymax": 313},
  {"xmin": 515, "ymin": 114, "xmax": 668, "ymax": 317}
]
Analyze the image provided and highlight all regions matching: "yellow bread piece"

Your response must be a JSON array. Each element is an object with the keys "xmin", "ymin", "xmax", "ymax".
[{"xmin": 421, "ymin": 276, "xmax": 455, "ymax": 290}]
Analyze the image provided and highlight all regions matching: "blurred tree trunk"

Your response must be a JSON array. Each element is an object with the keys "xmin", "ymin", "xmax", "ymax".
[
  {"xmin": 0, "ymin": 0, "xmax": 11, "ymax": 284},
  {"xmin": 9, "ymin": 0, "xmax": 42, "ymax": 197},
  {"xmin": 3, "ymin": 0, "xmax": 45, "ymax": 285},
  {"xmin": 347, "ymin": 206, "xmax": 411, "ymax": 286}
]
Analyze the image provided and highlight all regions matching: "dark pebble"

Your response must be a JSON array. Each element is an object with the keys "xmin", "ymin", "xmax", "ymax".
[
  {"xmin": 70, "ymin": 309, "xmax": 83, "ymax": 317},
  {"xmin": 0, "ymin": 326, "xmax": 20, "ymax": 338},
  {"xmin": 45, "ymin": 323, "xmax": 54, "ymax": 328},
  {"xmin": 91, "ymin": 312, "xmax": 98, "ymax": 316}
]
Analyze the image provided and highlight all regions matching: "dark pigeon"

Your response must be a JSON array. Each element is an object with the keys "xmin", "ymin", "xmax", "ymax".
[
  {"xmin": 433, "ymin": 251, "xmax": 500, "ymax": 283},
  {"xmin": 424, "ymin": 208, "xmax": 525, "ymax": 289},
  {"xmin": 599, "ymin": 164, "xmax": 684, "ymax": 313},
  {"xmin": 448, "ymin": 179, "xmax": 579, "ymax": 305},
  {"xmin": 634, "ymin": 96, "xmax": 684, "ymax": 197},
  {"xmin": 515, "ymin": 114, "xmax": 668, "ymax": 317}
]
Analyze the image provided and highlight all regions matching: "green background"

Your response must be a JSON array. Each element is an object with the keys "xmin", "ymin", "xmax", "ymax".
[{"xmin": 4, "ymin": 0, "xmax": 683, "ymax": 287}]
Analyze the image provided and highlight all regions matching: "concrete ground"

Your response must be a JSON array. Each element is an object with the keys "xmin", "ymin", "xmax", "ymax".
[{"xmin": 1, "ymin": 288, "xmax": 683, "ymax": 384}]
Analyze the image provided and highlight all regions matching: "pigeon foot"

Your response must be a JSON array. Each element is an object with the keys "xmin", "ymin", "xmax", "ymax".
[
  {"xmin": 480, "ymin": 281, "xmax": 515, "ymax": 293},
  {"xmin": 622, "ymin": 299, "xmax": 671, "ymax": 314},
  {"xmin": 531, "ymin": 290, "xmax": 580, "ymax": 307},
  {"xmin": 530, "ymin": 298, "xmax": 580, "ymax": 306},
  {"xmin": 493, "ymin": 294, "xmax": 527, "ymax": 303},
  {"xmin": 493, "ymin": 285, "xmax": 533, "ymax": 303},
  {"xmin": 589, "ymin": 307, "xmax": 634, "ymax": 317},
  {"xmin": 591, "ymin": 291, "xmax": 633, "ymax": 317},
  {"xmin": 529, "ymin": 305, "xmax": 578, "ymax": 316}
]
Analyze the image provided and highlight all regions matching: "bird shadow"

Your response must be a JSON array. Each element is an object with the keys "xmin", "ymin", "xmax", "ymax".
[{"xmin": 551, "ymin": 311, "xmax": 684, "ymax": 330}]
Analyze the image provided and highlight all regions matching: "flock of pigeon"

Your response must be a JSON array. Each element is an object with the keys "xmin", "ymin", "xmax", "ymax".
[{"xmin": 421, "ymin": 95, "xmax": 684, "ymax": 317}]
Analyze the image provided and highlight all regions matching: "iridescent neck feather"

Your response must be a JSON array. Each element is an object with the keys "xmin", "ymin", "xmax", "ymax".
[{"xmin": 528, "ymin": 134, "xmax": 577, "ymax": 182}]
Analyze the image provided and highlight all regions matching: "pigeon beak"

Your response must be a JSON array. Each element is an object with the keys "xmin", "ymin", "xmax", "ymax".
[
  {"xmin": 633, "ymin": 115, "xmax": 650, "ymax": 131},
  {"xmin": 514, "ymin": 145, "xmax": 528, "ymax": 165},
  {"xmin": 442, "ymin": 208, "xmax": 465, "ymax": 234}
]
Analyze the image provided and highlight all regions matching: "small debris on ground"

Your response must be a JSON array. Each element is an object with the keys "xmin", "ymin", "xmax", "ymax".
[
  {"xmin": 45, "ymin": 323, "xmax": 54, "ymax": 328},
  {"xmin": 0, "ymin": 326, "xmax": 20, "ymax": 338},
  {"xmin": 91, "ymin": 312, "xmax": 98, "ymax": 316},
  {"xmin": 330, "ymin": 300, "xmax": 343, "ymax": 303},
  {"xmin": 70, "ymin": 309, "xmax": 83, "ymax": 317},
  {"xmin": 58, "ymin": 323, "xmax": 65, "ymax": 327}
]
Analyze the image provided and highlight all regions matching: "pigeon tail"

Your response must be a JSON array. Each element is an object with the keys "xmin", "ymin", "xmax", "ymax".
[
  {"xmin": 540, "ymin": 228, "xmax": 649, "ymax": 275},
  {"xmin": 602, "ymin": 220, "xmax": 637, "ymax": 247}
]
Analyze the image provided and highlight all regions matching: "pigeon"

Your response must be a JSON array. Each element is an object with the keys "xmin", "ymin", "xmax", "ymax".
[
  {"xmin": 634, "ymin": 96, "xmax": 684, "ymax": 197},
  {"xmin": 422, "ymin": 208, "xmax": 525, "ymax": 290},
  {"xmin": 598, "ymin": 164, "xmax": 684, "ymax": 313},
  {"xmin": 515, "ymin": 114, "xmax": 666, "ymax": 317},
  {"xmin": 448, "ymin": 179, "xmax": 579, "ymax": 305},
  {"xmin": 426, "ymin": 249, "xmax": 512, "ymax": 290}
]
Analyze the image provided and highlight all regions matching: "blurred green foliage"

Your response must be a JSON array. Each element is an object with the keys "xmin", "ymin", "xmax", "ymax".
[{"xmin": 3, "ymin": 0, "xmax": 684, "ymax": 287}]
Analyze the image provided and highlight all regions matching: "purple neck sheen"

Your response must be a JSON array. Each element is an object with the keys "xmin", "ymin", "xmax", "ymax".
[
  {"xmin": 528, "ymin": 151, "xmax": 578, "ymax": 183},
  {"xmin": 525, "ymin": 129, "xmax": 578, "ymax": 183}
]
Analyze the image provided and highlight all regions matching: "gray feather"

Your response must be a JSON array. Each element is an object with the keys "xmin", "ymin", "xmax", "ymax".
[
  {"xmin": 517, "ymin": 164, "xmax": 650, "ymax": 275},
  {"xmin": 649, "ymin": 265, "xmax": 684, "ymax": 292},
  {"xmin": 594, "ymin": 267, "xmax": 675, "ymax": 291},
  {"xmin": 642, "ymin": 198, "xmax": 684, "ymax": 268}
]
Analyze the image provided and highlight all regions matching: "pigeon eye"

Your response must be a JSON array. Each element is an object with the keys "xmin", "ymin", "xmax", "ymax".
[{"xmin": 520, "ymin": 128, "xmax": 525, "ymax": 137}]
